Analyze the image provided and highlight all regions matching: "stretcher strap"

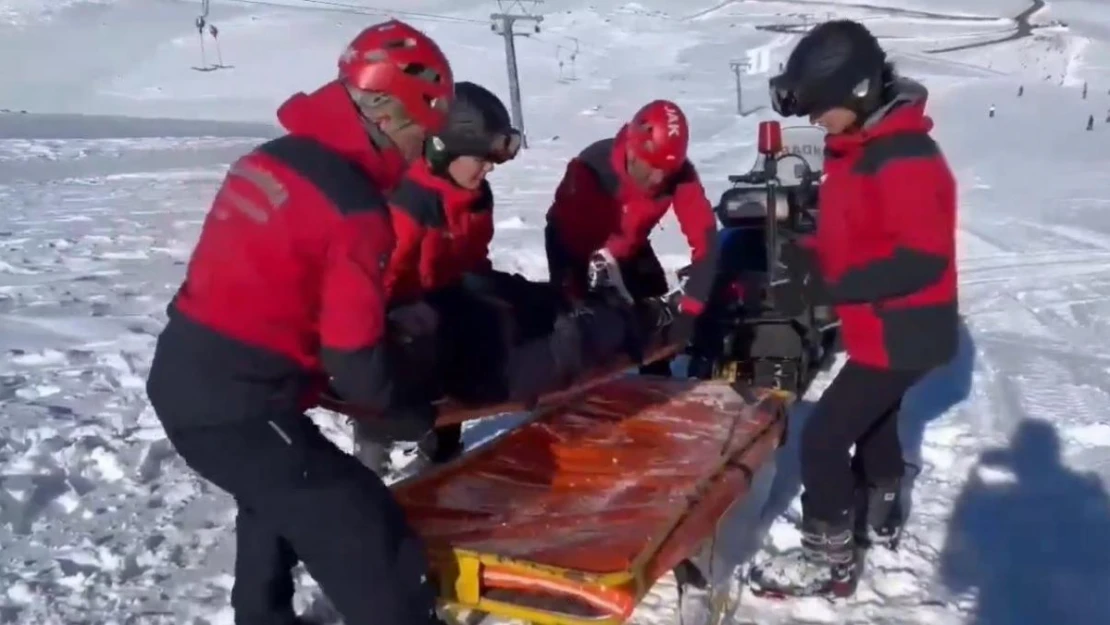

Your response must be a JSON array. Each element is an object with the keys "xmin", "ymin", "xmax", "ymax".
[{"xmin": 481, "ymin": 565, "xmax": 635, "ymax": 620}]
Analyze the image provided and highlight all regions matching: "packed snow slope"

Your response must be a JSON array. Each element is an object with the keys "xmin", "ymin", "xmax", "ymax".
[{"xmin": 3, "ymin": 0, "xmax": 1110, "ymax": 624}]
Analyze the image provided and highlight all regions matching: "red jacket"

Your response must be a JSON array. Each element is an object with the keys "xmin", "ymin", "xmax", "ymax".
[
  {"xmin": 545, "ymin": 126, "xmax": 718, "ymax": 313},
  {"xmin": 161, "ymin": 80, "xmax": 408, "ymax": 417},
  {"xmin": 815, "ymin": 80, "xmax": 958, "ymax": 370},
  {"xmin": 385, "ymin": 160, "xmax": 494, "ymax": 302}
]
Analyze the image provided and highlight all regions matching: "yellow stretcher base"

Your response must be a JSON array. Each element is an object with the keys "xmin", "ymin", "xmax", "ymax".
[{"xmin": 392, "ymin": 378, "xmax": 793, "ymax": 625}]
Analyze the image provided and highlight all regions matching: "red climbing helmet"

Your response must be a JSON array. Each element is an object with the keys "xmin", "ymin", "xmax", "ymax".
[
  {"xmin": 338, "ymin": 19, "xmax": 455, "ymax": 132},
  {"xmin": 625, "ymin": 99, "xmax": 689, "ymax": 174}
]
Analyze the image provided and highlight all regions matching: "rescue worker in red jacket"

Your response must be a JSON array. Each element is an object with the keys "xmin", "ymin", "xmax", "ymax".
[
  {"xmin": 353, "ymin": 82, "xmax": 627, "ymax": 472},
  {"xmin": 748, "ymin": 20, "xmax": 959, "ymax": 599},
  {"xmin": 355, "ymin": 81, "xmax": 562, "ymax": 471},
  {"xmin": 386, "ymin": 81, "xmax": 557, "ymax": 331},
  {"xmin": 145, "ymin": 20, "xmax": 455, "ymax": 625},
  {"xmin": 544, "ymin": 100, "xmax": 719, "ymax": 375}
]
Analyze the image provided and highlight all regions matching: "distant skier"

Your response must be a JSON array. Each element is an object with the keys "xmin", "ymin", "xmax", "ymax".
[
  {"xmin": 750, "ymin": 19, "xmax": 959, "ymax": 598},
  {"xmin": 145, "ymin": 20, "xmax": 457, "ymax": 625},
  {"xmin": 544, "ymin": 99, "xmax": 720, "ymax": 371}
]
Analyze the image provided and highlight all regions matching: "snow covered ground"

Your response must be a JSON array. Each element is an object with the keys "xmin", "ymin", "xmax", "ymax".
[{"xmin": 2, "ymin": 0, "xmax": 1110, "ymax": 623}]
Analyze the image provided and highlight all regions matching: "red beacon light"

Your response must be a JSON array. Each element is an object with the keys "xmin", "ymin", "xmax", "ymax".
[{"xmin": 757, "ymin": 120, "xmax": 783, "ymax": 156}]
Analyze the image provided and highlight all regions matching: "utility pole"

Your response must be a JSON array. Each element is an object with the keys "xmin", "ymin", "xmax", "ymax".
[
  {"xmin": 730, "ymin": 59, "xmax": 748, "ymax": 115},
  {"xmin": 491, "ymin": 2, "xmax": 543, "ymax": 149}
]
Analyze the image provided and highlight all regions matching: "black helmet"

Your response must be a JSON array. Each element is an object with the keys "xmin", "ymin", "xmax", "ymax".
[
  {"xmin": 769, "ymin": 20, "xmax": 886, "ymax": 118},
  {"xmin": 427, "ymin": 81, "xmax": 521, "ymax": 166}
]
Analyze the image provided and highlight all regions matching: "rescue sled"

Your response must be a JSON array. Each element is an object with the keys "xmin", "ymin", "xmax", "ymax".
[
  {"xmin": 322, "ymin": 121, "xmax": 839, "ymax": 624},
  {"xmin": 395, "ymin": 376, "xmax": 789, "ymax": 625}
]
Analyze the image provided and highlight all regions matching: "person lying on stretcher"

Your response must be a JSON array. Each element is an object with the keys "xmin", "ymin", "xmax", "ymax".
[{"xmin": 348, "ymin": 82, "xmax": 665, "ymax": 473}]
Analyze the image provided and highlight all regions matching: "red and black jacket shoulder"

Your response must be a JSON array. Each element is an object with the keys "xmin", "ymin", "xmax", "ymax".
[
  {"xmin": 544, "ymin": 138, "xmax": 626, "ymax": 264},
  {"xmin": 577, "ymin": 138, "xmax": 622, "ymax": 194},
  {"xmin": 544, "ymin": 138, "xmax": 620, "ymax": 294},
  {"xmin": 270, "ymin": 136, "xmax": 397, "ymax": 411},
  {"xmin": 148, "ymin": 134, "xmax": 397, "ymax": 425},
  {"xmin": 391, "ymin": 169, "xmax": 494, "ymax": 230},
  {"xmin": 385, "ymin": 173, "xmax": 447, "ymax": 302},
  {"xmin": 388, "ymin": 168, "xmax": 494, "ymax": 295},
  {"xmin": 825, "ymin": 131, "xmax": 954, "ymax": 303},
  {"xmin": 820, "ymin": 122, "xmax": 958, "ymax": 370}
]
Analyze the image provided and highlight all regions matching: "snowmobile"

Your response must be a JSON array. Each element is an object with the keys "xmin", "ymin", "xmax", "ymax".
[
  {"xmin": 686, "ymin": 123, "xmax": 839, "ymax": 395},
  {"xmin": 317, "ymin": 121, "xmax": 838, "ymax": 625}
]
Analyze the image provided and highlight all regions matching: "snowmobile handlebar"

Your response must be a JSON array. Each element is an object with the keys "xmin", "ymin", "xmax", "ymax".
[
  {"xmin": 727, "ymin": 172, "xmax": 765, "ymax": 185},
  {"xmin": 728, "ymin": 153, "xmax": 821, "ymax": 188}
]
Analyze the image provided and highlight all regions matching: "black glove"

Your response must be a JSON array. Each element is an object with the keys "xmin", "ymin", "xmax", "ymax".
[
  {"xmin": 650, "ymin": 292, "xmax": 697, "ymax": 347},
  {"xmin": 670, "ymin": 312, "xmax": 697, "ymax": 347},
  {"xmin": 640, "ymin": 296, "xmax": 676, "ymax": 330},
  {"xmin": 587, "ymin": 248, "xmax": 634, "ymax": 304}
]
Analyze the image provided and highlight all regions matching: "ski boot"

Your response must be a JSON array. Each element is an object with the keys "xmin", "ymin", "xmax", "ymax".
[
  {"xmin": 417, "ymin": 423, "xmax": 464, "ymax": 465},
  {"xmin": 855, "ymin": 478, "xmax": 904, "ymax": 550},
  {"xmin": 749, "ymin": 514, "xmax": 862, "ymax": 599},
  {"xmin": 351, "ymin": 419, "xmax": 394, "ymax": 477}
]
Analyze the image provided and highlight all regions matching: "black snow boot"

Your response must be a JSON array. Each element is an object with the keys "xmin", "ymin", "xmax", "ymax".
[
  {"xmin": 554, "ymin": 303, "xmax": 630, "ymax": 376},
  {"xmin": 638, "ymin": 357, "xmax": 673, "ymax": 378},
  {"xmin": 351, "ymin": 418, "xmax": 395, "ymax": 476},
  {"xmin": 503, "ymin": 303, "xmax": 630, "ymax": 401},
  {"xmin": 855, "ymin": 478, "xmax": 904, "ymax": 550},
  {"xmin": 417, "ymin": 423, "xmax": 464, "ymax": 465},
  {"xmin": 749, "ymin": 513, "xmax": 861, "ymax": 598}
]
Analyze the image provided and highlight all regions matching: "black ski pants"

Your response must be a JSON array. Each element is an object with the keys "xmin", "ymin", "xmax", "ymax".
[
  {"xmin": 419, "ymin": 276, "xmax": 561, "ymax": 458},
  {"xmin": 162, "ymin": 412, "xmax": 439, "ymax": 625},
  {"xmin": 800, "ymin": 360, "xmax": 925, "ymax": 524},
  {"xmin": 620, "ymin": 245, "xmax": 674, "ymax": 376},
  {"xmin": 543, "ymin": 238, "xmax": 672, "ymax": 376},
  {"xmin": 358, "ymin": 276, "xmax": 562, "ymax": 465}
]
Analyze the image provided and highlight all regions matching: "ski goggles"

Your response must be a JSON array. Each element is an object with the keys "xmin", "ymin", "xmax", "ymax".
[
  {"xmin": 770, "ymin": 72, "xmax": 871, "ymax": 119},
  {"xmin": 769, "ymin": 74, "xmax": 804, "ymax": 117},
  {"xmin": 444, "ymin": 128, "xmax": 521, "ymax": 164},
  {"xmin": 488, "ymin": 129, "xmax": 522, "ymax": 163},
  {"xmin": 768, "ymin": 74, "xmax": 834, "ymax": 118}
]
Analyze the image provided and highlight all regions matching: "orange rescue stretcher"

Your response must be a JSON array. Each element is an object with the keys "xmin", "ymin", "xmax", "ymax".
[{"xmin": 391, "ymin": 376, "xmax": 790, "ymax": 625}]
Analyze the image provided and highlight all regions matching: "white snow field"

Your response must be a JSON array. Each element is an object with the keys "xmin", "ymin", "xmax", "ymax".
[{"xmin": 3, "ymin": 0, "xmax": 1110, "ymax": 623}]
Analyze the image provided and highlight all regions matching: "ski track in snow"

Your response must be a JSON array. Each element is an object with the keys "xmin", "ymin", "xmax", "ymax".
[{"xmin": 2, "ymin": 1, "xmax": 1110, "ymax": 624}]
